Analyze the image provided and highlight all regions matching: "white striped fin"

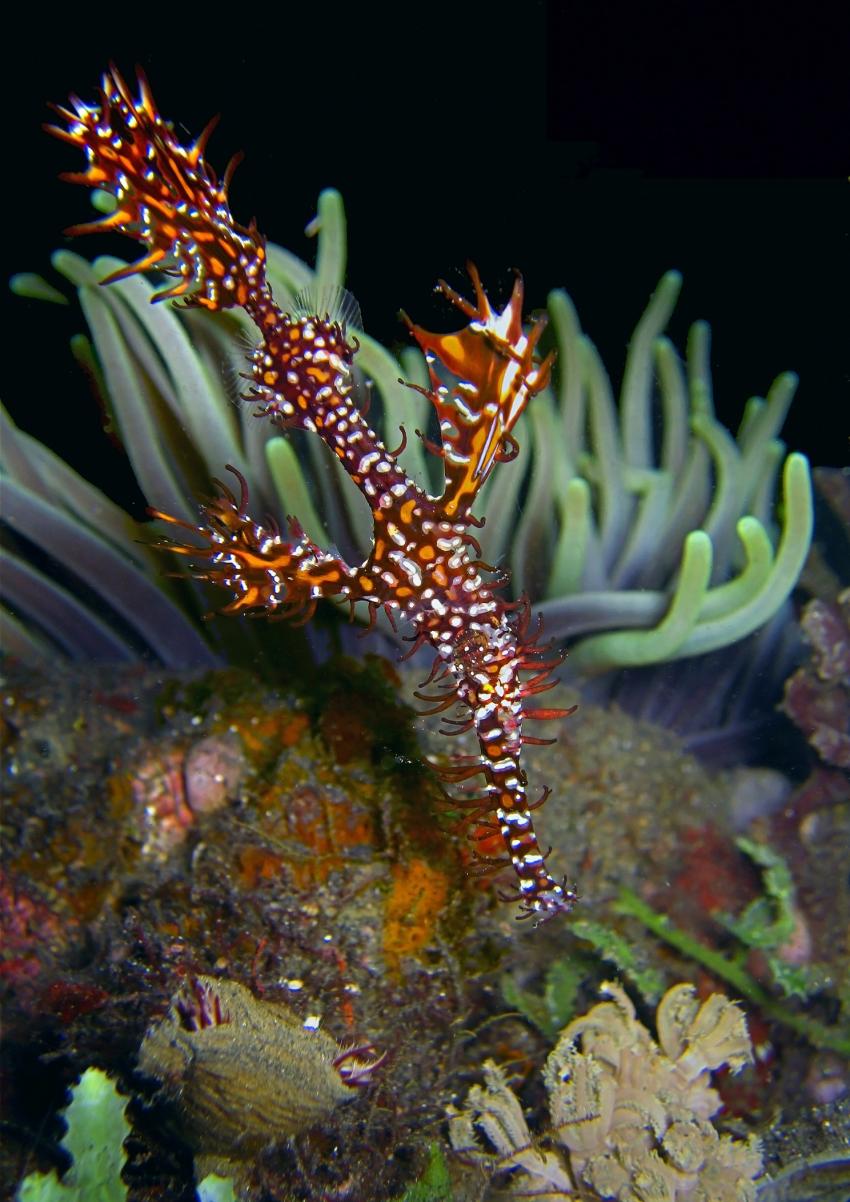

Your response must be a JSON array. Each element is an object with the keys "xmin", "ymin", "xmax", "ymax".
[{"xmin": 291, "ymin": 284, "xmax": 362, "ymax": 332}]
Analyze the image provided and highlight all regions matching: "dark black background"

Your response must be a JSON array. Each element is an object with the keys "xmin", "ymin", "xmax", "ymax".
[{"xmin": 4, "ymin": 4, "xmax": 847, "ymax": 513}]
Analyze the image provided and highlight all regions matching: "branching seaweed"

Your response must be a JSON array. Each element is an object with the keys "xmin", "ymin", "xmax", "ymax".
[{"xmin": 615, "ymin": 879, "xmax": 850, "ymax": 1056}]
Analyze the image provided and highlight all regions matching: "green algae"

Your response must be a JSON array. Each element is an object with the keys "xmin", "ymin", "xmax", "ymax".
[{"xmin": 16, "ymin": 1069, "xmax": 130, "ymax": 1202}]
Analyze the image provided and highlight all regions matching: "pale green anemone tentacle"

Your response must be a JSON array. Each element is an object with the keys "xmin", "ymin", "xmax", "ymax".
[
  {"xmin": 511, "ymin": 395, "xmax": 561, "ymax": 596},
  {"xmin": 355, "ymin": 334, "xmax": 431, "ymax": 490},
  {"xmin": 69, "ymin": 331, "xmax": 108, "ymax": 405},
  {"xmin": 94, "ymin": 266, "xmax": 240, "ymax": 475},
  {"xmin": 687, "ymin": 319, "xmax": 714, "ymax": 411},
  {"xmin": 474, "ymin": 421, "xmax": 533, "ymax": 570},
  {"xmin": 739, "ymin": 372, "xmax": 798, "ymax": 463},
  {"xmin": 537, "ymin": 505, "xmax": 788, "ymax": 647},
  {"xmin": 264, "ymin": 242, "xmax": 311, "ymax": 304},
  {"xmin": 569, "ymin": 530, "xmax": 713, "ymax": 672},
  {"xmin": 739, "ymin": 373, "xmax": 798, "ymax": 512},
  {"xmin": 736, "ymin": 395, "xmax": 765, "ymax": 447},
  {"xmin": 548, "ymin": 477, "xmax": 592, "ymax": 597},
  {"xmin": 689, "ymin": 408, "xmax": 743, "ymax": 578},
  {"xmin": 749, "ymin": 440, "xmax": 786, "ymax": 529},
  {"xmin": 10, "ymin": 272, "xmax": 68, "ymax": 305},
  {"xmin": 1, "ymin": 401, "xmax": 61, "ymax": 497},
  {"xmin": 654, "ymin": 336, "xmax": 689, "ymax": 479},
  {"xmin": 620, "ymin": 269, "xmax": 683, "ymax": 469},
  {"xmin": 52, "ymin": 251, "xmax": 234, "ymax": 522},
  {"xmin": 1, "ymin": 548, "xmax": 136, "ymax": 660},
  {"xmin": 610, "ymin": 469, "xmax": 673, "ymax": 588},
  {"xmin": 646, "ymin": 319, "xmax": 714, "ymax": 577},
  {"xmin": 306, "ymin": 188, "xmax": 347, "ymax": 302},
  {"xmin": 696, "ymin": 517, "xmax": 774, "ymax": 621},
  {"xmin": 0, "ymin": 604, "xmax": 53, "ymax": 665},
  {"xmin": 652, "ymin": 437, "xmax": 711, "ymax": 582},
  {"xmin": 1, "ymin": 406, "xmax": 152, "ymax": 573},
  {"xmin": 2, "ymin": 477, "xmax": 216, "ymax": 667},
  {"xmin": 581, "ymin": 338, "xmax": 628, "ymax": 569},
  {"xmin": 671, "ymin": 453, "xmax": 812, "ymax": 659},
  {"xmin": 530, "ymin": 383, "xmax": 575, "ymax": 513},
  {"xmin": 77, "ymin": 283, "xmax": 194, "ymax": 523},
  {"xmin": 547, "ymin": 288, "xmax": 584, "ymax": 463},
  {"xmin": 266, "ymin": 437, "xmax": 332, "ymax": 547}
]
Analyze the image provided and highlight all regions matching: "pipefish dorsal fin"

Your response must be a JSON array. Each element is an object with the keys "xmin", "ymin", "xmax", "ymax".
[{"xmin": 291, "ymin": 283, "xmax": 362, "ymax": 333}]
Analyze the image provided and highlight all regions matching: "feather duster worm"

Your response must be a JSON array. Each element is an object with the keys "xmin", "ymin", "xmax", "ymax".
[{"xmin": 50, "ymin": 67, "xmax": 578, "ymax": 921}]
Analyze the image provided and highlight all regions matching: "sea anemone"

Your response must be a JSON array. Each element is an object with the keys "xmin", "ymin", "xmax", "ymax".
[{"xmin": 5, "ymin": 188, "xmax": 812, "ymax": 750}]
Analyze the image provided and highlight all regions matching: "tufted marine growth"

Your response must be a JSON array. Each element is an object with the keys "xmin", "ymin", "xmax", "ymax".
[
  {"xmin": 50, "ymin": 68, "xmax": 577, "ymax": 921},
  {"xmin": 449, "ymin": 982, "xmax": 764, "ymax": 1200}
]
